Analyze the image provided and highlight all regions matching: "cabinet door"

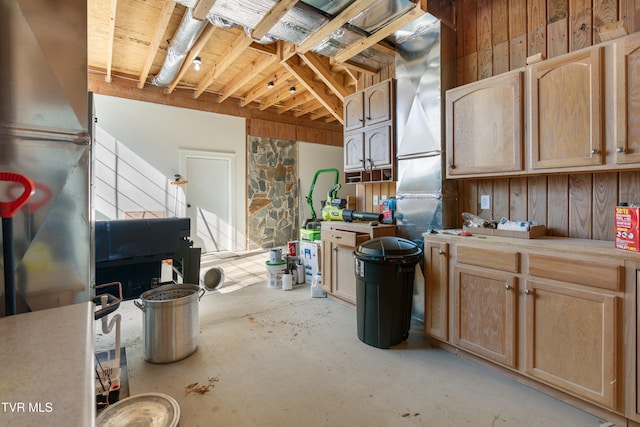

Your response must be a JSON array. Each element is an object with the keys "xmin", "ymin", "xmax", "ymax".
[
  {"xmin": 365, "ymin": 125, "xmax": 392, "ymax": 170},
  {"xmin": 453, "ymin": 265, "xmax": 517, "ymax": 368},
  {"xmin": 614, "ymin": 32, "xmax": 640, "ymax": 164},
  {"xmin": 445, "ymin": 70, "xmax": 524, "ymax": 177},
  {"xmin": 344, "ymin": 92, "xmax": 364, "ymax": 132},
  {"xmin": 332, "ymin": 244, "xmax": 357, "ymax": 304},
  {"xmin": 529, "ymin": 47, "xmax": 604, "ymax": 170},
  {"xmin": 344, "ymin": 132, "xmax": 364, "ymax": 172},
  {"xmin": 524, "ymin": 279, "xmax": 617, "ymax": 409},
  {"xmin": 364, "ymin": 80, "xmax": 392, "ymax": 127},
  {"xmin": 424, "ymin": 241, "xmax": 448, "ymax": 341}
]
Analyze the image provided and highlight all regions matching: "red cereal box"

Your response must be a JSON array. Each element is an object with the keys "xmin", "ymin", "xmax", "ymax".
[{"xmin": 615, "ymin": 206, "xmax": 640, "ymax": 252}]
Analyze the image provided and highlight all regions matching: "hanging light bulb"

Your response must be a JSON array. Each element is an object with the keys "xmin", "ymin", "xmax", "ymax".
[
  {"xmin": 289, "ymin": 86, "xmax": 296, "ymax": 94},
  {"xmin": 267, "ymin": 81, "xmax": 275, "ymax": 89},
  {"xmin": 193, "ymin": 57, "xmax": 202, "ymax": 71}
]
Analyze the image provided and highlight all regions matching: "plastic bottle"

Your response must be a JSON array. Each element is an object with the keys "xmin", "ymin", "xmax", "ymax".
[{"xmin": 311, "ymin": 272, "xmax": 326, "ymax": 298}]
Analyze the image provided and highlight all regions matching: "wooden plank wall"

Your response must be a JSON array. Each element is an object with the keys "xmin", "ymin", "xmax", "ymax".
[{"xmin": 455, "ymin": 0, "xmax": 640, "ymax": 241}]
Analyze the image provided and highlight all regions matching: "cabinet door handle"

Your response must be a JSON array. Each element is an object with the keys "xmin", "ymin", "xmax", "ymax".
[
  {"xmin": 524, "ymin": 289, "xmax": 533, "ymax": 295},
  {"xmin": 505, "ymin": 284, "xmax": 512, "ymax": 290},
  {"xmin": 438, "ymin": 250, "xmax": 445, "ymax": 255},
  {"xmin": 616, "ymin": 146, "xmax": 625, "ymax": 153},
  {"xmin": 447, "ymin": 162, "xmax": 455, "ymax": 170},
  {"xmin": 332, "ymin": 235, "xmax": 341, "ymax": 239},
  {"xmin": 591, "ymin": 148, "xmax": 599, "ymax": 155}
]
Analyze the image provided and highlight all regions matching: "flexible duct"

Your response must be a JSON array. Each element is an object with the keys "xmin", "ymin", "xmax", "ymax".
[{"xmin": 151, "ymin": 8, "xmax": 205, "ymax": 87}]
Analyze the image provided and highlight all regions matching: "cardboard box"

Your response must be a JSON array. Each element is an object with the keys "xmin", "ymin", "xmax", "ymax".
[
  {"xmin": 615, "ymin": 206, "xmax": 640, "ymax": 252},
  {"xmin": 300, "ymin": 240, "xmax": 322, "ymax": 283}
]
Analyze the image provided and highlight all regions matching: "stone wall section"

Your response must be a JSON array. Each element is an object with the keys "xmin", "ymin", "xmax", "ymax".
[{"xmin": 247, "ymin": 136, "xmax": 298, "ymax": 250}]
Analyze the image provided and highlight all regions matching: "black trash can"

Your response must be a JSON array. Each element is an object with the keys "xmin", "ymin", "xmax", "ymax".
[{"xmin": 354, "ymin": 236, "xmax": 423, "ymax": 349}]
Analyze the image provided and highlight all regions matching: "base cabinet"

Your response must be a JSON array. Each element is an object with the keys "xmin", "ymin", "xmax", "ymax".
[
  {"xmin": 453, "ymin": 265, "xmax": 517, "ymax": 368},
  {"xmin": 322, "ymin": 222, "xmax": 396, "ymax": 305},
  {"xmin": 424, "ymin": 234, "xmax": 627, "ymax": 420},
  {"xmin": 524, "ymin": 279, "xmax": 618, "ymax": 409}
]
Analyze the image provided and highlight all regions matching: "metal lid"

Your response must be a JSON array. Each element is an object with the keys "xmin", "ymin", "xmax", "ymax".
[
  {"xmin": 354, "ymin": 236, "xmax": 422, "ymax": 263},
  {"xmin": 96, "ymin": 392, "xmax": 180, "ymax": 427}
]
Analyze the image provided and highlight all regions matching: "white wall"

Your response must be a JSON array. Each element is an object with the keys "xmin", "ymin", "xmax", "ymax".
[
  {"xmin": 93, "ymin": 94, "xmax": 247, "ymax": 250},
  {"xmin": 298, "ymin": 142, "xmax": 355, "ymax": 227}
]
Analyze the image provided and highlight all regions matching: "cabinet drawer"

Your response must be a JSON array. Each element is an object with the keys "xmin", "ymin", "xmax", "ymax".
[
  {"xmin": 456, "ymin": 245, "xmax": 520, "ymax": 273},
  {"xmin": 528, "ymin": 253, "xmax": 622, "ymax": 291},
  {"xmin": 324, "ymin": 230, "xmax": 369, "ymax": 247}
]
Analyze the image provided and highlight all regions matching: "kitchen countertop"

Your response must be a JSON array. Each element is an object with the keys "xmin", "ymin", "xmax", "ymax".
[{"xmin": 0, "ymin": 302, "xmax": 95, "ymax": 427}]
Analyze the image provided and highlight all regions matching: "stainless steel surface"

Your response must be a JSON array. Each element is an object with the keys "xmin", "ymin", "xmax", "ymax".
[
  {"xmin": 394, "ymin": 15, "xmax": 458, "ymax": 322},
  {"xmin": 0, "ymin": 0, "xmax": 88, "ymax": 136},
  {"xmin": 96, "ymin": 392, "xmax": 180, "ymax": 427},
  {"xmin": 0, "ymin": 0, "xmax": 91, "ymax": 313},
  {"xmin": 135, "ymin": 284, "xmax": 202, "ymax": 364}
]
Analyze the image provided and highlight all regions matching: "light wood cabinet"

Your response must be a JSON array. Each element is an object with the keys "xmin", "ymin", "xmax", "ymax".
[
  {"xmin": 613, "ymin": 32, "xmax": 640, "ymax": 165},
  {"xmin": 321, "ymin": 222, "xmax": 396, "ymax": 305},
  {"xmin": 523, "ymin": 279, "xmax": 617, "ymax": 409},
  {"xmin": 343, "ymin": 79, "xmax": 395, "ymax": 183},
  {"xmin": 423, "ymin": 233, "xmax": 627, "ymax": 418},
  {"xmin": 529, "ymin": 46, "xmax": 604, "ymax": 170},
  {"xmin": 424, "ymin": 240, "xmax": 448, "ymax": 341},
  {"xmin": 445, "ymin": 70, "xmax": 524, "ymax": 177},
  {"xmin": 453, "ymin": 264, "xmax": 518, "ymax": 368}
]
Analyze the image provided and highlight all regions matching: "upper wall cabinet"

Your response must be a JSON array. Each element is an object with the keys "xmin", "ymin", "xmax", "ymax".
[
  {"xmin": 528, "ymin": 46, "xmax": 604, "ymax": 171},
  {"xmin": 614, "ymin": 32, "xmax": 640, "ymax": 165},
  {"xmin": 344, "ymin": 79, "xmax": 395, "ymax": 183},
  {"xmin": 445, "ymin": 70, "xmax": 524, "ymax": 178}
]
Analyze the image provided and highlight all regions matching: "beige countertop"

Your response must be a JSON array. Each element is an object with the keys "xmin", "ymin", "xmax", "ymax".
[{"xmin": 0, "ymin": 302, "xmax": 95, "ymax": 426}]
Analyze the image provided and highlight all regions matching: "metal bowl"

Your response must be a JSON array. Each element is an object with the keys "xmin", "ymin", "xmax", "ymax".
[{"xmin": 96, "ymin": 392, "xmax": 180, "ymax": 427}]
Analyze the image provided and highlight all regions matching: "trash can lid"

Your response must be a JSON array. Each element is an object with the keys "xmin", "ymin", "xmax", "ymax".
[{"xmin": 354, "ymin": 236, "xmax": 422, "ymax": 263}]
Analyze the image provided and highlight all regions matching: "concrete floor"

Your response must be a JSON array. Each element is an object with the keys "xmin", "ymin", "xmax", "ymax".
[{"xmin": 96, "ymin": 250, "xmax": 606, "ymax": 427}]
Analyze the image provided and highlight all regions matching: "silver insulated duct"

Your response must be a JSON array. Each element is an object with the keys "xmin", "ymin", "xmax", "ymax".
[
  {"xmin": 393, "ymin": 14, "xmax": 458, "ymax": 322},
  {"xmin": 0, "ymin": 0, "xmax": 91, "ymax": 314}
]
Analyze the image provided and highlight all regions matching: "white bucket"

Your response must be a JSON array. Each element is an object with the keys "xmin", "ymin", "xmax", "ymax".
[{"xmin": 265, "ymin": 261, "xmax": 286, "ymax": 288}]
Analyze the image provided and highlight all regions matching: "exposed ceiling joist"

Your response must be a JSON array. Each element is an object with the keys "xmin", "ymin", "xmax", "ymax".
[
  {"xmin": 278, "ymin": 91, "xmax": 316, "ymax": 114},
  {"xmin": 138, "ymin": 0, "xmax": 176, "ymax": 89},
  {"xmin": 241, "ymin": 69, "xmax": 292, "ymax": 107},
  {"xmin": 167, "ymin": 23, "xmax": 217, "ymax": 94},
  {"xmin": 193, "ymin": 0, "xmax": 217, "ymax": 21},
  {"xmin": 252, "ymin": 0, "xmax": 299, "ymax": 41},
  {"xmin": 217, "ymin": 52, "xmax": 278, "ymax": 103},
  {"xmin": 104, "ymin": 0, "xmax": 118, "ymax": 83},
  {"xmin": 333, "ymin": 6, "xmax": 424, "ymax": 64},
  {"xmin": 296, "ymin": 0, "xmax": 373, "ymax": 54},
  {"xmin": 284, "ymin": 56, "xmax": 343, "ymax": 123},
  {"xmin": 300, "ymin": 52, "xmax": 351, "ymax": 101},
  {"xmin": 194, "ymin": 32, "xmax": 253, "ymax": 98},
  {"xmin": 259, "ymin": 85, "xmax": 300, "ymax": 111}
]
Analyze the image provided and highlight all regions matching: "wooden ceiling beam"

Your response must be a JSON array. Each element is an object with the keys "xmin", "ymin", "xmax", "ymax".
[
  {"xmin": 333, "ymin": 7, "xmax": 424, "ymax": 64},
  {"xmin": 259, "ymin": 85, "xmax": 300, "ymax": 111},
  {"xmin": 104, "ymin": 0, "xmax": 118, "ymax": 83},
  {"xmin": 284, "ymin": 55, "xmax": 343, "ymax": 123},
  {"xmin": 299, "ymin": 52, "xmax": 351, "ymax": 101},
  {"xmin": 193, "ymin": 32, "xmax": 253, "ymax": 98},
  {"xmin": 193, "ymin": 0, "xmax": 217, "ymax": 21},
  {"xmin": 332, "ymin": 59, "xmax": 378, "ymax": 76},
  {"xmin": 296, "ymin": 0, "xmax": 372, "ymax": 54},
  {"xmin": 277, "ymin": 91, "xmax": 316, "ymax": 114},
  {"xmin": 294, "ymin": 100, "xmax": 323, "ymax": 118},
  {"xmin": 251, "ymin": 0, "xmax": 299, "ymax": 41},
  {"xmin": 166, "ymin": 23, "xmax": 217, "ymax": 94},
  {"xmin": 138, "ymin": 0, "xmax": 176, "ymax": 89},
  {"xmin": 241, "ymin": 69, "xmax": 291, "ymax": 107},
  {"xmin": 218, "ymin": 53, "xmax": 278, "ymax": 103}
]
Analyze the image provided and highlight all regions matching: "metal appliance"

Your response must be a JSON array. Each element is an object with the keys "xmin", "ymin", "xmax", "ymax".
[
  {"xmin": 394, "ymin": 15, "xmax": 459, "ymax": 321},
  {"xmin": 0, "ymin": 0, "xmax": 91, "ymax": 313},
  {"xmin": 95, "ymin": 217, "xmax": 201, "ymax": 300}
]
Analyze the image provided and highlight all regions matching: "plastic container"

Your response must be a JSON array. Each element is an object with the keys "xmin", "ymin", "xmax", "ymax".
[
  {"xmin": 353, "ymin": 236, "xmax": 423, "ymax": 348},
  {"xmin": 266, "ymin": 260, "xmax": 287, "ymax": 288},
  {"xmin": 311, "ymin": 272, "xmax": 326, "ymax": 298},
  {"xmin": 282, "ymin": 271, "xmax": 293, "ymax": 291}
]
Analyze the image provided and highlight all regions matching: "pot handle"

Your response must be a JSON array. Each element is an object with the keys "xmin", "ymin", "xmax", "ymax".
[
  {"xmin": 134, "ymin": 300, "xmax": 145, "ymax": 312},
  {"xmin": 198, "ymin": 288, "xmax": 205, "ymax": 301}
]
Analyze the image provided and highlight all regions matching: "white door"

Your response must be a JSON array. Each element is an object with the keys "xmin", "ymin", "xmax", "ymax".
[{"xmin": 181, "ymin": 150, "xmax": 234, "ymax": 253}]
